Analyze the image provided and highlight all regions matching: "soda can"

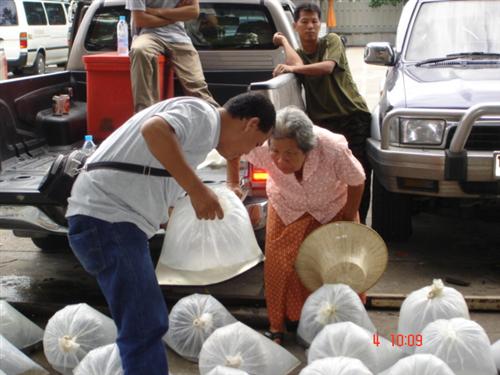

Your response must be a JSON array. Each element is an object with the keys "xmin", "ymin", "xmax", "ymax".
[
  {"xmin": 60, "ymin": 94, "xmax": 70, "ymax": 114},
  {"xmin": 52, "ymin": 95, "xmax": 62, "ymax": 115}
]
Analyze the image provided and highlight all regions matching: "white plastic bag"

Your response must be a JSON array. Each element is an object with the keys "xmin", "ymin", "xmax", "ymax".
[
  {"xmin": 297, "ymin": 284, "xmax": 375, "ymax": 346},
  {"xmin": 164, "ymin": 294, "xmax": 237, "ymax": 362},
  {"xmin": 157, "ymin": 186, "xmax": 263, "ymax": 285},
  {"xmin": 379, "ymin": 354, "xmax": 455, "ymax": 375},
  {"xmin": 0, "ymin": 334, "xmax": 49, "ymax": 375},
  {"xmin": 398, "ymin": 279, "xmax": 469, "ymax": 353},
  {"xmin": 376, "ymin": 334, "xmax": 406, "ymax": 372},
  {"xmin": 199, "ymin": 322, "xmax": 300, "ymax": 375},
  {"xmin": 207, "ymin": 365, "xmax": 249, "ymax": 375},
  {"xmin": 492, "ymin": 339, "xmax": 500, "ymax": 372},
  {"xmin": 299, "ymin": 356, "xmax": 373, "ymax": 375},
  {"xmin": 73, "ymin": 343, "xmax": 122, "ymax": 375},
  {"xmin": 416, "ymin": 317, "xmax": 497, "ymax": 375},
  {"xmin": 0, "ymin": 300, "xmax": 44, "ymax": 350},
  {"xmin": 43, "ymin": 303, "xmax": 117, "ymax": 375},
  {"xmin": 307, "ymin": 322, "xmax": 378, "ymax": 373}
]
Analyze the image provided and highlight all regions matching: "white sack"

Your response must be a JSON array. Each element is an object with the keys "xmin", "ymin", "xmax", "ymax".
[
  {"xmin": 492, "ymin": 339, "xmax": 500, "ymax": 372},
  {"xmin": 0, "ymin": 300, "xmax": 44, "ymax": 349},
  {"xmin": 416, "ymin": 317, "xmax": 496, "ymax": 375},
  {"xmin": 398, "ymin": 279, "xmax": 469, "ymax": 353},
  {"xmin": 207, "ymin": 365, "xmax": 249, "ymax": 375},
  {"xmin": 164, "ymin": 294, "xmax": 237, "ymax": 362},
  {"xmin": 43, "ymin": 303, "xmax": 117, "ymax": 375},
  {"xmin": 157, "ymin": 186, "xmax": 263, "ymax": 285},
  {"xmin": 376, "ymin": 334, "xmax": 406, "ymax": 372},
  {"xmin": 379, "ymin": 354, "xmax": 455, "ymax": 375},
  {"xmin": 73, "ymin": 343, "xmax": 122, "ymax": 375},
  {"xmin": 0, "ymin": 334, "xmax": 48, "ymax": 375},
  {"xmin": 199, "ymin": 321, "xmax": 300, "ymax": 375},
  {"xmin": 299, "ymin": 356, "xmax": 373, "ymax": 375},
  {"xmin": 297, "ymin": 284, "xmax": 375, "ymax": 346},
  {"xmin": 307, "ymin": 322, "xmax": 378, "ymax": 373}
]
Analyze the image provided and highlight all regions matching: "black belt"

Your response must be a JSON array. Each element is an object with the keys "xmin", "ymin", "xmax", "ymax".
[{"xmin": 85, "ymin": 162, "xmax": 171, "ymax": 177}]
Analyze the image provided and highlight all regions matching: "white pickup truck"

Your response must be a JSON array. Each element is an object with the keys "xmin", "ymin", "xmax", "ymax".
[{"xmin": 0, "ymin": 0, "xmax": 304, "ymax": 250}]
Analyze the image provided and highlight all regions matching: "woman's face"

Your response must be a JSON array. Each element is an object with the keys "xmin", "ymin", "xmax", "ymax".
[{"xmin": 269, "ymin": 137, "xmax": 306, "ymax": 174}]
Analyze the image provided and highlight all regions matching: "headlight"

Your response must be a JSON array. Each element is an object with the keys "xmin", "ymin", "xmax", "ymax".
[{"xmin": 399, "ymin": 118, "xmax": 445, "ymax": 145}]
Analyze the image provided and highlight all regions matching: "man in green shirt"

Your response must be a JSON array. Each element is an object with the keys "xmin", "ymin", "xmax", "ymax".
[{"xmin": 272, "ymin": 3, "xmax": 371, "ymax": 224}]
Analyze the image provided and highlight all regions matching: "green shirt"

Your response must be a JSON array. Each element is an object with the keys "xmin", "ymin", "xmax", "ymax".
[{"xmin": 297, "ymin": 33, "xmax": 369, "ymax": 126}]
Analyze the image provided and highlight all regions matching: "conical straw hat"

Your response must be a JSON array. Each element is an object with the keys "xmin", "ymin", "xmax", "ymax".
[{"xmin": 295, "ymin": 222, "xmax": 388, "ymax": 293}]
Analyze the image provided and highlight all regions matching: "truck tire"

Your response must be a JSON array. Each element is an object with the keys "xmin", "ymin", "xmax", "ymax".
[
  {"xmin": 371, "ymin": 175, "xmax": 412, "ymax": 242},
  {"xmin": 31, "ymin": 235, "xmax": 70, "ymax": 252},
  {"xmin": 28, "ymin": 53, "xmax": 45, "ymax": 75}
]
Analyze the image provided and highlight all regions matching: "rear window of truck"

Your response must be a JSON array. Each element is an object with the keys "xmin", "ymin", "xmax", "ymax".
[{"xmin": 0, "ymin": 0, "xmax": 18, "ymax": 25}]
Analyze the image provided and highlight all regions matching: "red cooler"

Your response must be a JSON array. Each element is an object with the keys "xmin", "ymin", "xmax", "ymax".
[{"xmin": 83, "ymin": 53, "xmax": 174, "ymax": 142}]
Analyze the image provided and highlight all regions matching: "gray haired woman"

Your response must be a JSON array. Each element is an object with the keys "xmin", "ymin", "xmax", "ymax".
[{"xmin": 228, "ymin": 106, "xmax": 365, "ymax": 344}]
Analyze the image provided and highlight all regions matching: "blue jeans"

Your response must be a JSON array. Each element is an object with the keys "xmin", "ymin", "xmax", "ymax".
[{"xmin": 67, "ymin": 215, "xmax": 168, "ymax": 375}]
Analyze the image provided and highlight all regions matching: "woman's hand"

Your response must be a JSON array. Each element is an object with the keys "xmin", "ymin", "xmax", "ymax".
[{"xmin": 226, "ymin": 182, "xmax": 244, "ymax": 199}]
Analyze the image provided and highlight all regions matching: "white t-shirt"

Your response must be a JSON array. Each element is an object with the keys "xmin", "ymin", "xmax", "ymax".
[
  {"xmin": 126, "ymin": 0, "xmax": 192, "ymax": 44},
  {"xmin": 66, "ymin": 97, "xmax": 220, "ymax": 238}
]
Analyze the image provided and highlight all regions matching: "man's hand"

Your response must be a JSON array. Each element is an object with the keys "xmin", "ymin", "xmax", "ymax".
[
  {"xmin": 189, "ymin": 185, "xmax": 224, "ymax": 220},
  {"xmin": 273, "ymin": 32, "xmax": 287, "ymax": 47},
  {"xmin": 273, "ymin": 63, "xmax": 295, "ymax": 77}
]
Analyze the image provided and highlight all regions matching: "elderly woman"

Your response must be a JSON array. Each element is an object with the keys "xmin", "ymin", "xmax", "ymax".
[{"xmin": 228, "ymin": 106, "xmax": 365, "ymax": 344}]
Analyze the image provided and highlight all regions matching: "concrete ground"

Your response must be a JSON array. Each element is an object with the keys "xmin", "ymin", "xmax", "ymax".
[{"xmin": 1, "ymin": 48, "xmax": 499, "ymax": 374}]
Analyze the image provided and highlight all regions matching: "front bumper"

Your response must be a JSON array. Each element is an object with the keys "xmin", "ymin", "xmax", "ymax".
[{"xmin": 369, "ymin": 103, "xmax": 500, "ymax": 197}]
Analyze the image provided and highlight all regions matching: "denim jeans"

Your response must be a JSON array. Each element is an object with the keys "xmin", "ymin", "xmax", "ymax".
[{"xmin": 67, "ymin": 215, "xmax": 169, "ymax": 375}]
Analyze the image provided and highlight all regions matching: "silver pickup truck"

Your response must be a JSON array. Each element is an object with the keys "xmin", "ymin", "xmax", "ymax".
[
  {"xmin": 364, "ymin": 0, "xmax": 500, "ymax": 241},
  {"xmin": 0, "ymin": 0, "xmax": 303, "ymax": 250}
]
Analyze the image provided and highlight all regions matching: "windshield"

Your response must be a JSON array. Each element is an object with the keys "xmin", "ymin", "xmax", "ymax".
[{"xmin": 405, "ymin": 1, "xmax": 500, "ymax": 61}]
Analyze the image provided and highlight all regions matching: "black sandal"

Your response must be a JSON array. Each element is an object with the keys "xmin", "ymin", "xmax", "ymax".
[{"xmin": 264, "ymin": 330, "xmax": 284, "ymax": 345}]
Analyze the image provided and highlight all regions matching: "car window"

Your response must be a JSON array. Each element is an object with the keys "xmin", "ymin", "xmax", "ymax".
[
  {"xmin": 0, "ymin": 0, "xmax": 18, "ymax": 26},
  {"xmin": 24, "ymin": 1, "xmax": 48, "ymax": 25},
  {"xmin": 406, "ymin": 1, "xmax": 500, "ymax": 61},
  {"xmin": 84, "ymin": 6, "xmax": 129, "ymax": 51},
  {"xmin": 185, "ymin": 4, "xmax": 278, "ymax": 50},
  {"xmin": 44, "ymin": 2, "xmax": 66, "ymax": 25}
]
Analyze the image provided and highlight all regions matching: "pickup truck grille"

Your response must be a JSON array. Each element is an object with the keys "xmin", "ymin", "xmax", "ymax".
[{"xmin": 446, "ymin": 125, "xmax": 500, "ymax": 151}]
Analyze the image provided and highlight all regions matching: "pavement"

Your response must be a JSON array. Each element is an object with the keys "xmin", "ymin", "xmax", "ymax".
[{"xmin": 1, "ymin": 48, "xmax": 499, "ymax": 374}]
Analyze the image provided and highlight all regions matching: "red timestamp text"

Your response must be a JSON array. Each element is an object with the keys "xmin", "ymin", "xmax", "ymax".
[{"xmin": 372, "ymin": 333, "xmax": 423, "ymax": 347}]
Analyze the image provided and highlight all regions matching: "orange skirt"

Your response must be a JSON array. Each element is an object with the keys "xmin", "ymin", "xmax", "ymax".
[{"xmin": 264, "ymin": 204, "xmax": 343, "ymax": 332}]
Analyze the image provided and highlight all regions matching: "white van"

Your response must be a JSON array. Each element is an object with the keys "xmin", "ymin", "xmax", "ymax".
[{"xmin": 0, "ymin": 0, "xmax": 70, "ymax": 75}]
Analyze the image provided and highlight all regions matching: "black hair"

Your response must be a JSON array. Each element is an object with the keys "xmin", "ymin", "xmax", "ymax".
[
  {"xmin": 223, "ymin": 92, "xmax": 276, "ymax": 133},
  {"xmin": 294, "ymin": 3, "xmax": 321, "ymax": 22}
]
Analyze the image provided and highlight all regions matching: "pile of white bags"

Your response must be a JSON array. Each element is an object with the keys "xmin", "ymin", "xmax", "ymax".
[
  {"xmin": 207, "ymin": 365, "xmax": 249, "ymax": 375},
  {"xmin": 299, "ymin": 357, "xmax": 373, "ymax": 375},
  {"xmin": 297, "ymin": 284, "xmax": 375, "ymax": 346},
  {"xmin": 157, "ymin": 186, "xmax": 264, "ymax": 285},
  {"xmin": 43, "ymin": 303, "xmax": 117, "ymax": 374},
  {"xmin": 73, "ymin": 343, "xmax": 122, "ymax": 375},
  {"xmin": 0, "ymin": 334, "xmax": 48, "ymax": 375},
  {"xmin": 0, "ymin": 300, "xmax": 44, "ymax": 350},
  {"xmin": 307, "ymin": 321, "xmax": 403, "ymax": 373},
  {"xmin": 398, "ymin": 279, "xmax": 469, "ymax": 353},
  {"xmin": 164, "ymin": 294, "xmax": 237, "ymax": 362},
  {"xmin": 492, "ymin": 339, "xmax": 500, "ymax": 372},
  {"xmin": 379, "ymin": 354, "xmax": 455, "ymax": 375},
  {"xmin": 199, "ymin": 321, "xmax": 300, "ymax": 375},
  {"xmin": 416, "ymin": 317, "xmax": 497, "ymax": 375}
]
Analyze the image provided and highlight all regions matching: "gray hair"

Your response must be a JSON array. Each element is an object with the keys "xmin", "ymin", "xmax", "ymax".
[{"xmin": 272, "ymin": 106, "xmax": 317, "ymax": 152}]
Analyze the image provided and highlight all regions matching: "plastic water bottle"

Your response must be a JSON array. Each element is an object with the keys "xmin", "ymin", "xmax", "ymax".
[
  {"xmin": 81, "ymin": 135, "xmax": 97, "ymax": 156},
  {"xmin": 117, "ymin": 16, "xmax": 129, "ymax": 55}
]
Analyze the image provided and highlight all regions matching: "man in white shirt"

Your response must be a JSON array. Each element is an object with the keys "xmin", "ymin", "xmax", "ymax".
[{"xmin": 66, "ymin": 92, "xmax": 275, "ymax": 374}]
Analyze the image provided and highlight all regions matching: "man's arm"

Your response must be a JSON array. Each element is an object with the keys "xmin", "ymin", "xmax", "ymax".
[
  {"xmin": 141, "ymin": 116, "xmax": 223, "ymax": 220},
  {"xmin": 272, "ymin": 32, "xmax": 336, "ymax": 77},
  {"xmin": 147, "ymin": 0, "xmax": 200, "ymax": 22},
  {"xmin": 342, "ymin": 183, "xmax": 364, "ymax": 222},
  {"xmin": 226, "ymin": 157, "xmax": 243, "ymax": 198},
  {"xmin": 132, "ymin": 10, "xmax": 174, "ymax": 28}
]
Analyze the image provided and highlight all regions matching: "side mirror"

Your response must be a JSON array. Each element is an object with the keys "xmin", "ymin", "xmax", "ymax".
[{"xmin": 364, "ymin": 42, "xmax": 395, "ymax": 66}]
